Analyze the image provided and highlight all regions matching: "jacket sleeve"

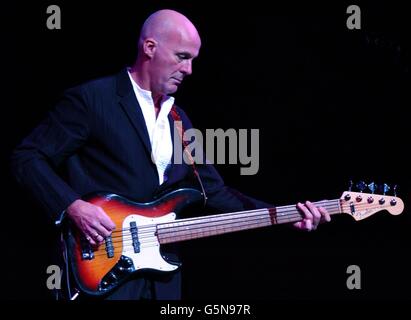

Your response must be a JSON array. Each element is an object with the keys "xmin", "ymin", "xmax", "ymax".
[
  {"xmin": 175, "ymin": 106, "xmax": 273, "ymax": 212},
  {"xmin": 10, "ymin": 86, "xmax": 91, "ymax": 222}
]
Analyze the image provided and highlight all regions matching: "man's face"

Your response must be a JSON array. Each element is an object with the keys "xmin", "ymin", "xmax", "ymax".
[{"xmin": 149, "ymin": 30, "xmax": 201, "ymax": 95}]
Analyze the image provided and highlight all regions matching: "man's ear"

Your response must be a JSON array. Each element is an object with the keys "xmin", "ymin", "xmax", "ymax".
[{"xmin": 143, "ymin": 38, "xmax": 157, "ymax": 58}]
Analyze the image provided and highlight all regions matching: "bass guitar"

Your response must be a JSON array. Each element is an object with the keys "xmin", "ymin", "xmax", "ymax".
[{"xmin": 63, "ymin": 186, "xmax": 404, "ymax": 296}]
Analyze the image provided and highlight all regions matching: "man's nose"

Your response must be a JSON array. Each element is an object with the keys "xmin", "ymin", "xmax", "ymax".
[{"xmin": 180, "ymin": 60, "xmax": 192, "ymax": 75}]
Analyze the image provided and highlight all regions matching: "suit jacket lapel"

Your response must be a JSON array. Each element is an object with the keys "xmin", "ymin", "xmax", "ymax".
[{"xmin": 116, "ymin": 68, "xmax": 152, "ymax": 155}]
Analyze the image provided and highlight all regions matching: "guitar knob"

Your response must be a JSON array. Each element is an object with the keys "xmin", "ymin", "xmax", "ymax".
[
  {"xmin": 100, "ymin": 280, "xmax": 110, "ymax": 289},
  {"xmin": 356, "ymin": 195, "xmax": 362, "ymax": 202},
  {"xmin": 390, "ymin": 199, "xmax": 397, "ymax": 206},
  {"xmin": 379, "ymin": 198, "xmax": 385, "ymax": 205},
  {"xmin": 120, "ymin": 255, "xmax": 134, "ymax": 267},
  {"xmin": 108, "ymin": 272, "xmax": 118, "ymax": 281},
  {"xmin": 344, "ymin": 194, "xmax": 351, "ymax": 201},
  {"xmin": 367, "ymin": 196, "xmax": 374, "ymax": 203}
]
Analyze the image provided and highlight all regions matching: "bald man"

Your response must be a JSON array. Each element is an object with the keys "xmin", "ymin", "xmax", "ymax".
[
  {"xmin": 130, "ymin": 10, "xmax": 201, "ymax": 107},
  {"xmin": 11, "ymin": 9, "xmax": 330, "ymax": 300}
]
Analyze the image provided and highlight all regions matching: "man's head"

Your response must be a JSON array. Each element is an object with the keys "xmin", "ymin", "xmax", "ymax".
[{"xmin": 134, "ymin": 9, "xmax": 201, "ymax": 97}]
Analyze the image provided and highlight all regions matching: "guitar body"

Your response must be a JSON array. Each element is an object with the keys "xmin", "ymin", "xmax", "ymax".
[{"xmin": 64, "ymin": 188, "xmax": 203, "ymax": 297}]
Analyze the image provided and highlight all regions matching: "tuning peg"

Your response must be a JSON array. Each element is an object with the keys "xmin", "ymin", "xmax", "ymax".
[
  {"xmin": 348, "ymin": 180, "xmax": 353, "ymax": 192},
  {"xmin": 381, "ymin": 183, "xmax": 390, "ymax": 195},
  {"xmin": 391, "ymin": 185, "xmax": 398, "ymax": 206},
  {"xmin": 368, "ymin": 182, "xmax": 377, "ymax": 194},
  {"xmin": 393, "ymin": 185, "xmax": 398, "ymax": 197},
  {"xmin": 356, "ymin": 181, "xmax": 366, "ymax": 192}
]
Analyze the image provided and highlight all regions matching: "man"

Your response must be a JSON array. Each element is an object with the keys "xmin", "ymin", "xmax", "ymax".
[{"xmin": 11, "ymin": 9, "xmax": 330, "ymax": 300}]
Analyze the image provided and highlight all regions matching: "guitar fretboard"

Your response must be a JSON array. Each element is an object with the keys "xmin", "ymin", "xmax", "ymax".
[{"xmin": 157, "ymin": 199, "xmax": 341, "ymax": 244}]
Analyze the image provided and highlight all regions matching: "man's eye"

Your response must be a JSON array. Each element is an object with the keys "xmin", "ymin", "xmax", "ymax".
[{"xmin": 177, "ymin": 54, "xmax": 188, "ymax": 60}]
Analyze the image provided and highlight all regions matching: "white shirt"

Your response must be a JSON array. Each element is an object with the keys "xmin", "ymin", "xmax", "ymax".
[{"xmin": 127, "ymin": 70, "xmax": 174, "ymax": 185}]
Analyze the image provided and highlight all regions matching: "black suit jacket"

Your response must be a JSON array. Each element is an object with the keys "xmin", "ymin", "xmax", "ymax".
[{"xmin": 11, "ymin": 68, "xmax": 271, "ymax": 221}]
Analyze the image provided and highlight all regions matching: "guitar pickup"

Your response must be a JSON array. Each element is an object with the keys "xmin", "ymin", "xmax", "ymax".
[
  {"xmin": 130, "ymin": 221, "xmax": 140, "ymax": 253},
  {"xmin": 105, "ymin": 235, "xmax": 114, "ymax": 258}
]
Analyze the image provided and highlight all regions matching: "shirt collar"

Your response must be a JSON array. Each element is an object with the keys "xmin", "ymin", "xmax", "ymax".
[{"xmin": 127, "ymin": 69, "xmax": 175, "ymax": 109}]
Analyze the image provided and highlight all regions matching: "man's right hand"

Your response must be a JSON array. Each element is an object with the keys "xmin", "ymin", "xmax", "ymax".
[{"xmin": 66, "ymin": 199, "xmax": 116, "ymax": 246}]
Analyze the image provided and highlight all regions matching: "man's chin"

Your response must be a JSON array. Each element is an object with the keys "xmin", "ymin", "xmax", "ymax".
[{"xmin": 166, "ymin": 85, "xmax": 179, "ymax": 94}]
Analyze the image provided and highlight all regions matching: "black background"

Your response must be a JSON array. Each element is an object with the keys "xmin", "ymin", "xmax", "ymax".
[{"xmin": 1, "ymin": 1, "xmax": 410, "ymax": 301}]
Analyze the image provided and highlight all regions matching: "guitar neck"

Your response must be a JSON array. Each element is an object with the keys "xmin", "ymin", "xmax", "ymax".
[{"xmin": 157, "ymin": 199, "xmax": 341, "ymax": 244}]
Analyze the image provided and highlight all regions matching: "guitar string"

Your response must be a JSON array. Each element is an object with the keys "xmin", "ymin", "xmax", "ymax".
[
  {"xmin": 104, "ymin": 200, "xmax": 341, "ymax": 235},
  {"xmin": 84, "ymin": 201, "xmax": 394, "ymax": 260},
  {"xmin": 83, "ymin": 217, "xmax": 311, "ymax": 263},
  {"xmin": 87, "ymin": 209, "xmax": 335, "ymax": 259},
  {"xmin": 85, "ymin": 207, "xmax": 383, "ymax": 264},
  {"xmin": 86, "ymin": 199, "xmax": 393, "ymax": 256},
  {"xmin": 94, "ymin": 199, "xmax": 388, "ymax": 242},
  {"xmin": 103, "ymin": 197, "xmax": 393, "ymax": 235},
  {"xmin": 88, "ymin": 213, "xmax": 302, "ymax": 255},
  {"xmin": 94, "ymin": 202, "xmax": 341, "ymax": 242}
]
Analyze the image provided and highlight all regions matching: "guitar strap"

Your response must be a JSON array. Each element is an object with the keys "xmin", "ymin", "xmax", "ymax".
[{"xmin": 170, "ymin": 105, "xmax": 208, "ymax": 206}]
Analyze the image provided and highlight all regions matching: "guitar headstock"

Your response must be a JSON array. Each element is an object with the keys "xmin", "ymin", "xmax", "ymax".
[{"xmin": 339, "ymin": 181, "xmax": 404, "ymax": 221}]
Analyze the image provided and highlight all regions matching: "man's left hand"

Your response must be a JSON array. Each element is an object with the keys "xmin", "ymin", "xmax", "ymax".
[{"xmin": 293, "ymin": 201, "xmax": 331, "ymax": 231}]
